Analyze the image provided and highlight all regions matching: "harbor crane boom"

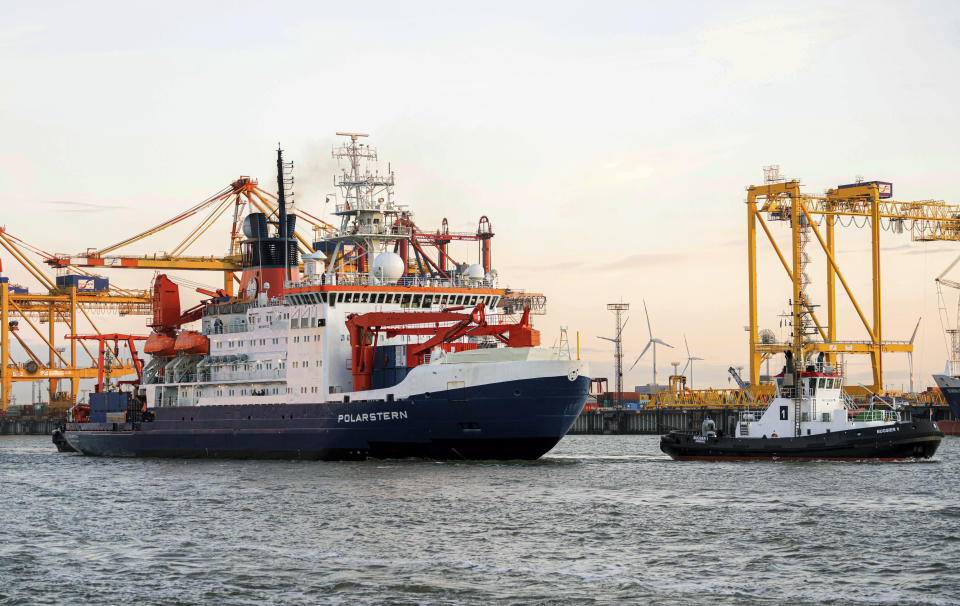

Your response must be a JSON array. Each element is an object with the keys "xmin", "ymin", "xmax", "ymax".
[{"xmin": 746, "ymin": 174, "xmax": 960, "ymax": 392}]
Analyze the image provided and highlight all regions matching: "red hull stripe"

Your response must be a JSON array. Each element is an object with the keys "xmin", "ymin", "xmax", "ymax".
[{"xmin": 935, "ymin": 420, "xmax": 960, "ymax": 435}]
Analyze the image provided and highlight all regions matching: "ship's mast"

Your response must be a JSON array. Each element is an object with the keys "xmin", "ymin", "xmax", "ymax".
[
  {"xmin": 789, "ymin": 180, "xmax": 817, "ymax": 437},
  {"xmin": 325, "ymin": 132, "xmax": 405, "ymax": 280},
  {"xmin": 276, "ymin": 145, "xmax": 290, "ymax": 285}
]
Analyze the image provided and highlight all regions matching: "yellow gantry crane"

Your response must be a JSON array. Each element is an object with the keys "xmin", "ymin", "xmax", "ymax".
[
  {"xmin": 746, "ymin": 170, "xmax": 960, "ymax": 393},
  {"xmin": 44, "ymin": 177, "xmax": 335, "ymax": 293},
  {"xmin": 0, "ymin": 228, "xmax": 152, "ymax": 412}
]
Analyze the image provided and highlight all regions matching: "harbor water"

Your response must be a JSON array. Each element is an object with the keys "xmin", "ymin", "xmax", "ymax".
[{"xmin": 0, "ymin": 434, "xmax": 956, "ymax": 605}]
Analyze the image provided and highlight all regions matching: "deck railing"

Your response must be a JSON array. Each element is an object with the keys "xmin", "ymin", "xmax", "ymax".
[{"xmin": 289, "ymin": 273, "xmax": 498, "ymax": 290}]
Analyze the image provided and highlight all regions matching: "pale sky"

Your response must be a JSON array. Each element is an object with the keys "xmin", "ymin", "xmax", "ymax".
[{"xmin": 2, "ymin": 1, "xmax": 960, "ymax": 401}]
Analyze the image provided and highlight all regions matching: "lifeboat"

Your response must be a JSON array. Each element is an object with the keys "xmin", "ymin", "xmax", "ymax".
[
  {"xmin": 144, "ymin": 332, "xmax": 176, "ymax": 357},
  {"xmin": 174, "ymin": 330, "xmax": 209, "ymax": 355}
]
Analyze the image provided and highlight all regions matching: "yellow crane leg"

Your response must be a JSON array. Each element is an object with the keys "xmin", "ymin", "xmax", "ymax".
[
  {"xmin": 48, "ymin": 303, "xmax": 56, "ymax": 403},
  {"xmin": 70, "ymin": 287, "xmax": 78, "ymax": 402},
  {"xmin": 826, "ymin": 214, "xmax": 836, "ymax": 365},
  {"xmin": 747, "ymin": 190, "xmax": 760, "ymax": 387},
  {"xmin": 871, "ymin": 194, "xmax": 883, "ymax": 391},
  {"xmin": 1, "ymin": 283, "xmax": 8, "ymax": 411}
]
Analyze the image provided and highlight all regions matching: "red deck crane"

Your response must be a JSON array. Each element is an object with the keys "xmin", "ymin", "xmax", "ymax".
[{"xmin": 345, "ymin": 303, "xmax": 538, "ymax": 391}]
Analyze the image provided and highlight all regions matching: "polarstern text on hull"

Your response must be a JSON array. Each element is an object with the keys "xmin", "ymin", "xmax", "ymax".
[
  {"xmin": 338, "ymin": 410, "xmax": 409, "ymax": 423},
  {"xmin": 63, "ymin": 133, "xmax": 590, "ymax": 460}
]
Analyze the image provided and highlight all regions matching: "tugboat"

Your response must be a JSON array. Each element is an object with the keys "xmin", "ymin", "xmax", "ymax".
[
  {"xmin": 663, "ymin": 253, "xmax": 942, "ymax": 460},
  {"xmin": 660, "ymin": 352, "xmax": 943, "ymax": 461}
]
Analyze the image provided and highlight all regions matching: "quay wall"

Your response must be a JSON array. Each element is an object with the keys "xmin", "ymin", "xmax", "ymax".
[
  {"xmin": 1, "ymin": 418, "xmax": 63, "ymax": 436},
  {"xmin": 569, "ymin": 406, "xmax": 952, "ymax": 435}
]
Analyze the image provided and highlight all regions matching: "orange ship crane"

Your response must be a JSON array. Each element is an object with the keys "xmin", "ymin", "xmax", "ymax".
[
  {"xmin": 65, "ymin": 334, "xmax": 148, "ymax": 393},
  {"xmin": 345, "ymin": 303, "xmax": 539, "ymax": 391}
]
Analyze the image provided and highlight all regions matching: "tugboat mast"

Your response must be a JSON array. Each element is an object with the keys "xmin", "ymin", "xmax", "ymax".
[{"xmin": 790, "ymin": 179, "xmax": 817, "ymax": 438}]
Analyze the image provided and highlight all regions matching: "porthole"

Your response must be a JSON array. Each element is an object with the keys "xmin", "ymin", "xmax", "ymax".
[
  {"xmin": 425, "ymin": 392, "xmax": 431, "ymax": 399},
  {"xmin": 514, "ymin": 389, "xmax": 521, "ymax": 397}
]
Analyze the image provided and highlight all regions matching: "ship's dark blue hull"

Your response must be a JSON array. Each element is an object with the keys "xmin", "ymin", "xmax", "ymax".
[{"xmin": 64, "ymin": 375, "xmax": 589, "ymax": 460}]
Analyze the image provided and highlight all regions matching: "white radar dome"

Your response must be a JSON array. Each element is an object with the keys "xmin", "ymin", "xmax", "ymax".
[
  {"xmin": 303, "ymin": 251, "xmax": 326, "ymax": 278},
  {"xmin": 373, "ymin": 252, "xmax": 405, "ymax": 283},
  {"xmin": 464, "ymin": 263, "xmax": 485, "ymax": 281}
]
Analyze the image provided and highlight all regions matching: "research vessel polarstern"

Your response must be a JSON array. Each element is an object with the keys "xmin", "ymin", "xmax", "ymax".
[{"xmin": 60, "ymin": 133, "xmax": 590, "ymax": 460}]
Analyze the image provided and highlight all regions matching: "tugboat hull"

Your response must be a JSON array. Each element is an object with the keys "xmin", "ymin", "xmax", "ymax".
[{"xmin": 660, "ymin": 420, "xmax": 943, "ymax": 461}]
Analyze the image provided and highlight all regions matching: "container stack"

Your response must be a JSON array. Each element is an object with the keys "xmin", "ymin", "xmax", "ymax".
[{"xmin": 89, "ymin": 392, "xmax": 130, "ymax": 423}]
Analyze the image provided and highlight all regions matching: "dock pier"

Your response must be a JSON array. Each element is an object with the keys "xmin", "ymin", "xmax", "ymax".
[
  {"xmin": 569, "ymin": 405, "xmax": 954, "ymax": 435},
  {"xmin": 1, "ymin": 418, "xmax": 63, "ymax": 436},
  {"xmin": 569, "ymin": 408, "xmax": 741, "ymax": 435}
]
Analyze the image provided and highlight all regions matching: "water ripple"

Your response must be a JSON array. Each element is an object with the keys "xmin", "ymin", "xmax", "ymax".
[{"xmin": 0, "ymin": 434, "xmax": 957, "ymax": 605}]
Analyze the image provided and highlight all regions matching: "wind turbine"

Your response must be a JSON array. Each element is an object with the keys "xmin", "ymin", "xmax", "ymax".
[
  {"xmin": 681, "ymin": 334, "xmax": 704, "ymax": 389},
  {"xmin": 629, "ymin": 300, "xmax": 673, "ymax": 387},
  {"xmin": 908, "ymin": 317, "xmax": 921, "ymax": 393}
]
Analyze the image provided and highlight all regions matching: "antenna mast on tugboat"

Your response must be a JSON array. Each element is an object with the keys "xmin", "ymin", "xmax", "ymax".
[{"xmin": 789, "ymin": 177, "xmax": 819, "ymax": 438}]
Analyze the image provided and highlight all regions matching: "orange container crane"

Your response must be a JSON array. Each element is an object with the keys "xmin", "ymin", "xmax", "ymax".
[{"xmin": 45, "ymin": 175, "xmax": 334, "ymax": 295}]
